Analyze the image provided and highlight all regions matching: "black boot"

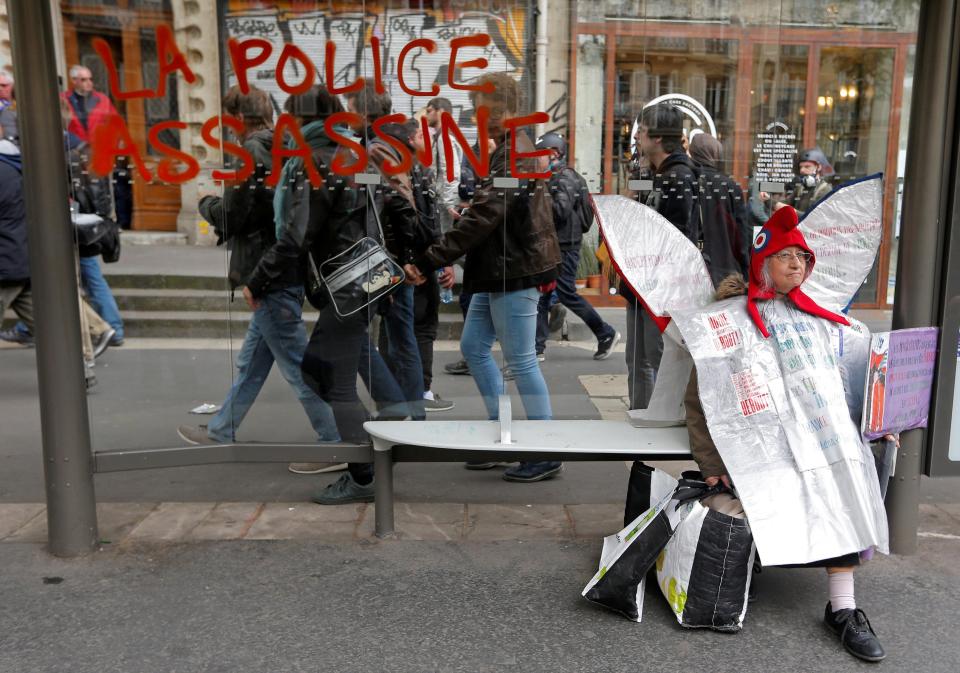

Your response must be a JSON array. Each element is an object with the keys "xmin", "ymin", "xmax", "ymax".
[{"xmin": 823, "ymin": 602, "xmax": 886, "ymax": 662}]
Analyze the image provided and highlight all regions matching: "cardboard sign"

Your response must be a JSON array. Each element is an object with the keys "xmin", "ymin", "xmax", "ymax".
[{"xmin": 862, "ymin": 327, "xmax": 939, "ymax": 440}]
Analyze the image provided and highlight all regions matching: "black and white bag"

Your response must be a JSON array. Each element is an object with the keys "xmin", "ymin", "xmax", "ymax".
[
  {"xmin": 308, "ymin": 186, "xmax": 404, "ymax": 317},
  {"xmin": 582, "ymin": 467, "xmax": 680, "ymax": 621},
  {"xmin": 655, "ymin": 493, "xmax": 755, "ymax": 632}
]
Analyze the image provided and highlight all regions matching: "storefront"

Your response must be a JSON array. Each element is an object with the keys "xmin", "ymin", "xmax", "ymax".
[
  {"xmin": 571, "ymin": 1, "xmax": 919, "ymax": 308},
  {"xmin": 2, "ymin": 0, "xmax": 919, "ymax": 307}
]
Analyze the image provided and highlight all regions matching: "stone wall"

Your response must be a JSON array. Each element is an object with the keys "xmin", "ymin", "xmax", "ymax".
[{"xmin": 172, "ymin": 0, "xmax": 222, "ymax": 245}]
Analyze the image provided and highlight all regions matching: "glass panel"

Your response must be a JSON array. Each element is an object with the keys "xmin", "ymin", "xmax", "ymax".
[
  {"xmin": 816, "ymin": 46, "xmax": 895, "ymax": 303},
  {"xmin": 4, "ymin": 0, "xmax": 926, "ymax": 509},
  {"xmin": 747, "ymin": 43, "xmax": 808, "ymax": 230},
  {"xmin": 609, "ymin": 35, "xmax": 739, "ymax": 195},
  {"xmin": 889, "ymin": 44, "xmax": 915, "ymax": 305},
  {"xmin": 815, "ymin": 47, "xmax": 895, "ymax": 181}
]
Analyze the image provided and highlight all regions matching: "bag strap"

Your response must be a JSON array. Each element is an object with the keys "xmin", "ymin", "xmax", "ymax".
[
  {"xmin": 365, "ymin": 183, "xmax": 388, "ymax": 244},
  {"xmin": 673, "ymin": 477, "xmax": 731, "ymax": 510}
]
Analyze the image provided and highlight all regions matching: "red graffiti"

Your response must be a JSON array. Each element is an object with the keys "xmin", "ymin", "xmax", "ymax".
[{"xmin": 87, "ymin": 27, "xmax": 554, "ymax": 186}]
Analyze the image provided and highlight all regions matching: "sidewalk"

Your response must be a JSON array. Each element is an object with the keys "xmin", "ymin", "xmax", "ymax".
[
  {"xmin": 3, "ymin": 500, "xmax": 959, "ymax": 546},
  {"xmin": 1, "ymin": 518, "xmax": 958, "ymax": 673}
]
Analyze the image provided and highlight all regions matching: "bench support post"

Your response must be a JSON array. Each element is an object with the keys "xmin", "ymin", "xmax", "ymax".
[{"xmin": 374, "ymin": 442, "xmax": 395, "ymax": 538}]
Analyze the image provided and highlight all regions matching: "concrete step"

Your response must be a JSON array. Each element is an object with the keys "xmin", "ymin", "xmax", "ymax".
[
  {"xmin": 113, "ymin": 288, "xmax": 237, "ymax": 312},
  {"xmin": 114, "ymin": 309, "xmax": 596, "ymax": 341},
  {"xmin": 110, "ymin": 286, "xmax": 468, "ymax": 313},
  {"xmin": 104, "ymin": 273, "xmax": 228, "ymax": 291},
  {"xmin": 121, "ymin": 231, "xmax": 190, "ymax": 246}
]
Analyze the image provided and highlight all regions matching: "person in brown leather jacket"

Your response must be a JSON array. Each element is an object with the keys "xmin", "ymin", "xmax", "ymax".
[{"xmin": 405, "ymin": 72, "xmax": 563, "ymax": 482}]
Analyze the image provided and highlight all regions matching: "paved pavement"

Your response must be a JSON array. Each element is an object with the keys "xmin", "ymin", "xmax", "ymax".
[{"xmin": 2, "ymin": 532, "xmax": 959, "ymax": 673}]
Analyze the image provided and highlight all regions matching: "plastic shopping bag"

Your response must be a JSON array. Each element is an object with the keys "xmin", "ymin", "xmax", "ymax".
[
  {"xmin": 582, "ymin": 468, "xmax": 679, "ymax": 622},
  {"xmin": 656, "ymin": 497, "xmax": 755, "ymax": 632}
]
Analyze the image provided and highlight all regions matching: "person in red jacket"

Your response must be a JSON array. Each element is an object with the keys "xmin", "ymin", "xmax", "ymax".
[
  {"xmin": 61, "ymin": 64, "xmax": 126, "ymax": 346},
  {"xmin": 61, "ymin": 65, "xmax": 118, "ymax": 142}
]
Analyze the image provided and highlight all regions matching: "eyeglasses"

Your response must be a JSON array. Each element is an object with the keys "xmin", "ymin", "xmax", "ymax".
[{"xmin": 771, "ymin": 251, "xmax": 812, "ymax": 264}]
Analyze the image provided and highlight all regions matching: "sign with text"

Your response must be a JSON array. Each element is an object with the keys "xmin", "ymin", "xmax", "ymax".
[
  {"xmin": 862, "ymin": 327, "xmax": 939, "ymax": 440},
  {"xmin": 752, "ymin": 123, "xmax": 797, "ymax": 183}
]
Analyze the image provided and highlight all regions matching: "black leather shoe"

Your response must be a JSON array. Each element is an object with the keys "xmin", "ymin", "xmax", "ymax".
[{"xmin": 824, "ymin": 602, "xmax": 886, "ymax": 662}]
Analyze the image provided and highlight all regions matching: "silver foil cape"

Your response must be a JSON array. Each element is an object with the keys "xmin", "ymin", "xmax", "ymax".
[
  {"xmin": 799, "ymin": 175, "xmax": 884, "ymax": 313},
  {"xmin": 671, "ymin": 299, "xmax": 888, "ymax": 566},
  {"xmin": 594, "ymin": 195, "xmax": 715, "ymax": 317}
]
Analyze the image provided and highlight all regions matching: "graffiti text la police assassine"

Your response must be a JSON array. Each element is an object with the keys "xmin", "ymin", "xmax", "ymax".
[{"xmin": 88, "ymin": 24, "xmax": 551, "ymax": 186}]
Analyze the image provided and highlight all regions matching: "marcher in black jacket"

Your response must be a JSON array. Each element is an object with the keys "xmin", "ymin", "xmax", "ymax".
[
  {"xmin": 689, "ymin": 133, "xmax": 751, "ymax": 286},
  {"xmin": 0, "ymin": 140, "xmax": 33, "ymax": 344},
  {"xmin": 198, "ymin": 126, "xmax": 294, "ymax": 292},
  {"xmin": 532, "ymin": 132, "xmax": 619, "ymax": 361},
  {"xmin": 245, "ymin": 86, "xmax": 409, "ymax": 505},
  {"xmin": 177, "ymin": 85, "xmax": 341, "ymax": 462},
  {"xmin": 622, "ymin": 103, "xmax": 699, "ymax": 410}
]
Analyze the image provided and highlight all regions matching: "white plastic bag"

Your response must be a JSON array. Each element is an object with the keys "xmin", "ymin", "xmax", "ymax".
[{"xmin": 656, "ymin": 498, "xmax": 755, "ymax": 631}]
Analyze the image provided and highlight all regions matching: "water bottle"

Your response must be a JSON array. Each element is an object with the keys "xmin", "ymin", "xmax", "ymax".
[{"xmin": 438, "ymin": 270, "xmax": 454, "ymax": 304}]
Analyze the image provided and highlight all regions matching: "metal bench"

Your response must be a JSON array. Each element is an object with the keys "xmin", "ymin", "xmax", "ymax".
[{"xmin": 365, "ymin": 397, "xmax": 692, "ymax": 537}]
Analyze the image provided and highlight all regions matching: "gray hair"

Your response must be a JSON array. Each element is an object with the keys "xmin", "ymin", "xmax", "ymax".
[{"xmin": 69, "ymin": 64, "xmax": 90, "ymax": 80}]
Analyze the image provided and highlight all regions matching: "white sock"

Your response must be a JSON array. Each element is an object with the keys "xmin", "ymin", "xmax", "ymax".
[
  {"xmin": 423, "ymin": 390, "xmax": 434, "ymax": 401},
  {"xmin": 828, "ymin": 570, "xmax": 856, "ymax": 611}
]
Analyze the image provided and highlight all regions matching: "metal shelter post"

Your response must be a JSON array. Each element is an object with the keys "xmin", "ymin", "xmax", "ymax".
[
  {"xmin": 886, "ymin": 0, "xmax": 960, "ymax": 555},
  {"xmin": 8, "ymin": 0, "xmax": 99, "ymax": 556}
]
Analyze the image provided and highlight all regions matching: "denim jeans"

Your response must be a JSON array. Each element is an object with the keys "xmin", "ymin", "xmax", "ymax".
[
  {"xmin": 358, "ymin": 337, "xmax": 411, "ymax": 420},
  {"xmin": 535, "ymin": 248, "xmax": 614, "ymax": 353},
  {"xmin": 78, "ymin": 255, "xmax": 124, "ymax": 338},
  {"xmin": 208, "ymin": 286, "xmax": 339, "ymax": 443},
  {"xmin": 460, "ymin": 288, "xmax": 552, "ymax": 421},
  {"xmin": 624, "ymin": 298, "xmax": 664, "ymax": 410},
  {"xmin": 377, "ymin": 284, "xmax": 425, "ymax": 420}
]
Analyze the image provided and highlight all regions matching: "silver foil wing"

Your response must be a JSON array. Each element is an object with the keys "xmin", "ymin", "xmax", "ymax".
[
  {"xmin": 594, "ymin": 195, "xmax": 714, "ymax": 317},
  {"xmin": 799, "ymin": 175, "xmax": 883, "ymax": 313},
  {"xmin": 671, "ymin": 299, "xmax": 888, "ymax": 566}
]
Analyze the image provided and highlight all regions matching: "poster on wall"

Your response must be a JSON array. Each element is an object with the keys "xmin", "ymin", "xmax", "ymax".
[
  {"xmin": 222, "ymin": 1, "xmax": 530, "ymax": 131},
  {"xmin": 861, "ymin": 327, "xmax": 939, "ymax": 440}
]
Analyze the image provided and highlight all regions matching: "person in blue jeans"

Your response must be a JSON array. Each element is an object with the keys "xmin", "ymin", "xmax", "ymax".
[
  {"xmin": 405, "ymin": 72, "xmax": 563, "ymax": 482},
  {"xmin": 78, "ymin": 254, "xmax": 124, "ymax": 344},
  {"xmin": 371, "ymin": 284, "xmax": 425, "ymax": 420},
  {"xmin": 201, "ymin": 286, "xmax": 339, "ymax": 444},
  {"xmin": 176, "ymin": 86, "xmax": 340, "ymax": 464}
]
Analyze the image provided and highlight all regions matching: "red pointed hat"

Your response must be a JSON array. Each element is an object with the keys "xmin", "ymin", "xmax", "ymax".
[{"xmin": 747, "ymin": 206, "xmax": 849, "ymax": 338}]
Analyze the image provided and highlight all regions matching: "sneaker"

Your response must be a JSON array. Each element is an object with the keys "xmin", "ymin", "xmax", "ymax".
[
  {"xmin": 503, "ymin": 461, "xmax": 563, "ymax": 482},
  {"xmin": 288, "ymin": 462, "xmax": 348, "ymax": 474},
  {"xmin": 177, "ymin": 424, "xmax": 222, "ymax": 446},
  {"xmin": 92, "ymin": 327, "xmax": 116, "ymax": 359},
  {"xmin": 0, "ymin": 327, "xmax": 34, "ymax": 346},
  {"xmin": 312, "ymin": 472, "xmax": 375, "ymax": 504},
  {"xmin": 109, "ymin": 335, "xmax": 125, "ymax": 347},
  {"xmin": 593, "ymin": 331, "xmax": 621, "ymax": 360},
  {"xmin": 423, "ymin": 394, "xmax": 455, "ymax": 412},
  {"xmin": 548, "ymin": 304, "xmax": 567, "ymax": 332},
  {"xmin": 444, "ymin": 358, "xmax": 471, "ymax": 375},
  {"xmin": 463, "ymin": 461, "xmax": 509, "ymax": 470},
  {"xmin": 536, "ymin": 352, "xmax": 546, "ymax": 362},
  {"xmin": 823, "ymin": 602, "xmax": 886, "ymax": 662}
]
